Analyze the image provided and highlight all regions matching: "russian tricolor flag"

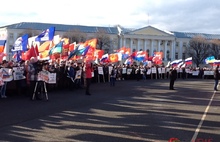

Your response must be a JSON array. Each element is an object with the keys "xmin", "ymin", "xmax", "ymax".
[
  {"xmin": 134, "ymin": 51, "xmax": 147, "ymax": 61},
  {"xmin": 214, "ymin": 60, "xmax": 220, "ymax": 65},
  {"xmin": 185, "ymin": 57, "xmax": 192, "ymax": 65},
  {"xmin": 171, "ymin": 59, "xmax": 182, "ymax": 66},
  {"xmin": 100, "ymin": 53, "xmax": 109, "ymax": 62}
]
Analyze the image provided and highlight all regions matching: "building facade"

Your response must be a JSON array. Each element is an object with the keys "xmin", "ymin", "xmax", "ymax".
[{"xmin": 0, "ymin": 22, "xmax": 220, "ymax": 61}]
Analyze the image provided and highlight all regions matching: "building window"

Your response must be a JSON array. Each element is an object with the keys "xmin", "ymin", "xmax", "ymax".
[
  {"xmin": 9, "ymin": 33, "xmax": 13, "ymax": 39},
  {"xmin": 176, "ymin": 42, "xmax": 179, "ymax": 47},
  {"xmin": 18, "ymin": 33, "xmax": 23, "ymax": 37},
  {"xmin": 182, "ymin": 53, "xmax": 186, "ymax": 60},
  {"xmin": 175, "ymin": 52, "xmax": 178, "ymax": 59},
  {"xmin": 167, "ymin": 50, "xmax": 170, "ymax": 60},
  {"xmin": 9, "ymin": 45, "xmax": 13, "ymax": 52},
  {"xmin": 146, "ymin": 49, "xmax": 150, "ymax": 57}
]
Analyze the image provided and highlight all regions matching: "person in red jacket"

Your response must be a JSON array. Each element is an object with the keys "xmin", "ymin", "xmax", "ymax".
[{"xmin": 85, "ymin": 61, "xmax": 93, "ymax": 95}]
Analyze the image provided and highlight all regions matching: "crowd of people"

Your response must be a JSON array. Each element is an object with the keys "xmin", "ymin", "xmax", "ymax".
[{"xmin": 0, "ymin": 58, "xmax": 218, "ymax": 99}]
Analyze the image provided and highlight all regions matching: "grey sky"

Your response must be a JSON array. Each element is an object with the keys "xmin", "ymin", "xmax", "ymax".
[{"xmin": 0, "ymin": 0, "xmax": 220, "ymax": 34}]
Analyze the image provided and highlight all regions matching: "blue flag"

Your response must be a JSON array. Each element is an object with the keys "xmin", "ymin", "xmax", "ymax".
[
  {"xmin": 35, "ymin": 27, "xmax": 55, "ymax": 42},
  {"xmin": 49, "ymin": 41, "xmax": 63, "ymax": 55},
  {"xmin": 12, "ymin": 34, "xmax": 29, "ymax": 52},
  {"xmin": 68, "ymin": 44, "xmax": 90, "ymax": 60}
]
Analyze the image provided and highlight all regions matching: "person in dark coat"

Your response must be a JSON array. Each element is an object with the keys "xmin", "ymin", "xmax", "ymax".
[
  {"xmin": 169, "ymin": 67, "xmax": 178, "ymax": 90},
  {"xmin": 213, "ymin": 65, "xmax": 220, "ymax": 91}
]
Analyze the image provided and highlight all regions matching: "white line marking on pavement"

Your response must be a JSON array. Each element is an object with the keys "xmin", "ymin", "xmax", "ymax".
[{"xmin": 191, "ymin": 90, "xmax": 217, "ymax": 142}]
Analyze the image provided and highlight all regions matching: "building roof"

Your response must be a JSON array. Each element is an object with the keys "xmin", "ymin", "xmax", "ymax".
[
  {"xmin": 1, "ymin": 22, "xmax": 220, "ymax": 40},
  {"xmin": 171, "ymin": 31, "xmax": 220, "ymax": 39},
  {"xmin": 0, "ymin": 22, "xmax": 132, "ymax": 34}
]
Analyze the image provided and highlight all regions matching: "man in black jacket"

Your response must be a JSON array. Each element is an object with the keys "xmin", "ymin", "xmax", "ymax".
[
  {"xmin": 169, "ymin": 67, "xmax": 177, "ymax": 90},
  {"xmin": 214, "ymin": 65, "xmax": 220, "ymax": 91}
]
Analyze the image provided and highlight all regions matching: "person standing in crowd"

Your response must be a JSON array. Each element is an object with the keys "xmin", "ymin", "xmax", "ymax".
[
  {"xmin": 169, "ymin": 67, "xmax": 177, "ymax": 90},
  {"xmin": 84, "ymin": 61, "xmax": 93, "ymax": 95},
  {"xmin": 110, "ymin": 65, "xmax": 117, "ymax": 86},
  {"xmin": 67, "ymin": 62, "xmax": 75, "ymax": 90},
  {"xmin": 213, "ymin": 65, "xmax": 220, "ymax": 91},
  {"xmin": 0, "ymin": 60, "xmax": 9, "ymax": 98},
  {"xmin": 26, "ymin": 57, "xmax": 37, "ymax": 99}
]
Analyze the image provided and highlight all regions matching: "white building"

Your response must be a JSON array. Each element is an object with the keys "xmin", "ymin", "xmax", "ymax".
[{"xmin": 0, "ymin": 22, "xmax": 220, "ymax": 61}]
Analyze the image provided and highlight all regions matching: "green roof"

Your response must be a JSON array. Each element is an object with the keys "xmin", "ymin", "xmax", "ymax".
[
  {"xmin": 0, "ymin": 22, "xmax": 132, "ymax": 34},
  {"xmin": 1, "ymin": 22, "xmax": 220, "ymax": 40}
]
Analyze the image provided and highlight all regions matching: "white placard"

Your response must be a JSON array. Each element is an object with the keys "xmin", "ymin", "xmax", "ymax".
[
  {"xmin": 158, "ymin": 68, "xmax": 162, "ymax": 74},
  {"xmin": 108, "ymin": 66, "xmax": 113, "ymax": 75},
  {"xmin": 161, "ymin": 68, "xmax": 166, "ymax": 73},
  {"xmin": 0, "ymin": 69, "xmax": 4, "ymax": 86},
  {"xmin": 122, "ymin": 68, "xmax": 127, "ymax": 74},
  {"xmin": 147, "ymin": 69, "xmax": 151, "ymax": 75},
  {"xmin": 192, "ymin": 71, "xmax": 199, "ymax": 76},
  {"xmin": 98, "ymin": 67, "xmax": 104, "ymax": 75},
  {"xmin": 151, "ymin": 67, "xmax": 157, "ymax": 74},
  {"xmin": 127, "ymin": 69, "xmax": 132, "ymax": 75},
  {"xmin": 75, "ymin": 70, "xmax": 82, "ymax": 79},
  {"xmin": 13, "ymin": 67, "xmax": 26, "ymax": 80},
  {"xmin": 1, "ymin": 68, "xmax": 13, "ymax": 82},
  {"xmin": 204, "ymin": 71, "xmax": 214, "ymax": 75},
  {"xmin": 38, "ymin": 71, "xmax": 56, "ymax": 84}
]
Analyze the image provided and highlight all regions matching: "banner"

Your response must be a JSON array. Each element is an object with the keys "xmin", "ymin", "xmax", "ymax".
[
  {"xmin": 0, "ymin": 70, "xmax": 4, "ymax": 86},
  {"xmin": 127, "ymin": 69, "xmax": 132, "ymax": 75},
  {"xmin": 75, "ymin": 70, "xmax": 82, "ymax": 79},
  {"xmin": 1, "ymin": 68, "xmax": 13, "ymax": 82},
  {"xmin": 38, "ymin": 71, "xmax": 56, "ymax": 84},
  {"xmin": 98, "ymin": 67, "xmax": 104, "ymax": 75},
  {"xmin": 13, "ymin": 67, "xmax": 26, "ymax": 80}
]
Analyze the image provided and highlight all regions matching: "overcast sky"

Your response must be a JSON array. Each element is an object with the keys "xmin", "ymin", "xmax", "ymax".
[{"xmin": 1, "ymin": 0, "xmax": 220, "ymax": 34}]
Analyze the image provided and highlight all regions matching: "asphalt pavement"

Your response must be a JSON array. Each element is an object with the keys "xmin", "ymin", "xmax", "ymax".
[{"xmin": 0, "ymin": 78, "xmax": 219, "ymax": 142}]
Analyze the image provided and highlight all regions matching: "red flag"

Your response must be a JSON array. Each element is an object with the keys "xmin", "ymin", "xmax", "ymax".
[
  {"xmin": 35, "ymin": 44, "xmax": 39, "ymax": 56},
  {"xmin": 152, "ymin": 52, "xmax": 163, "ymax": 65},
  {"xmin": 22, "ymin": 46, "xmax": 38, "ymax": 60},
  {"xmin": 94, "ymin": 49, "xmax": 104, "ymax": 59},
  {"xmin": 69, "ymin": 43, "xmax": 75, "ymax": 52},
  {"xmin": 0, "ymin": 52, "xmax": 6, "ymax": 63},
  {"xmin": 62, "ymin": 43, "xmax": 69, "ymax": 57}
]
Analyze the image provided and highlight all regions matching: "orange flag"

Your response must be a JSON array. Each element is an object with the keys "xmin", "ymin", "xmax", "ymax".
[
  {"xmin": 0, "ymin": 40, "xmax": 6, "ymax": 53},
  {"xmin": 38, "ymin": 41, "xmax": 51, "ymax": 52},
  {"xmin": 83, "ymin": 38, "xmax": 97, "ymax": 48},
  {"xmin": 84, "ymin": 38, "xmax": 97, "ymax": 61},
  {"xmin": 39, "ymin": 50, "xmax": 49, "ymax": 59},
  {"xmin": 108, "ymin": 53, "xmax": 119, "ymax": 63}
]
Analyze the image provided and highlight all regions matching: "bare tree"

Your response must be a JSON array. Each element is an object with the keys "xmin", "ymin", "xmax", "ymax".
[
  {"xmin": 186, "ymin": 36, "xmax": 211, "ymax": 67},
  {"xmin": 95, "ymin": 28, "xmax": 111, "ymax": 53},
  {"xmin": 63, "ymin": 29, "xmax": 87, "ymax": 43},
  {"xmin": 210, "ymin": 39, "xmax": 220, "ymax": 59}
]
